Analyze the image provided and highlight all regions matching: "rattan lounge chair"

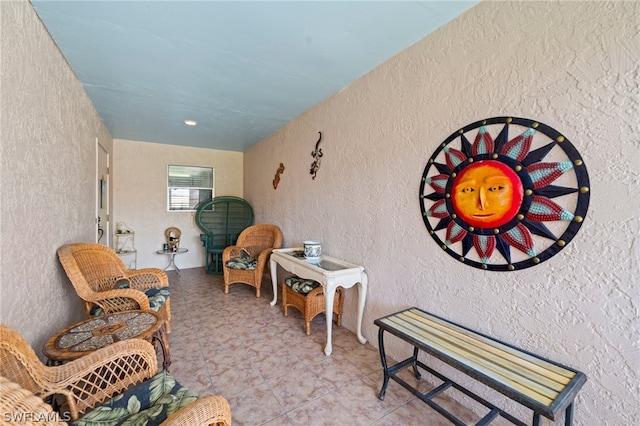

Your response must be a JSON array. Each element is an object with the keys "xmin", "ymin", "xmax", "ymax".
[
  {"xmin": 0, "ymin": 375, "xmax": 66, "ymax": 425},
  {"xmin": 222, "ymin": 224, "xmax": 283, "ymax": 297},
  {"xmin": 0, "ymin": 324, "xmax": 231, "ymax": 425},
  {"xmin": 57, "ymin": 243, "xmax": 172, "ymax": 333}
]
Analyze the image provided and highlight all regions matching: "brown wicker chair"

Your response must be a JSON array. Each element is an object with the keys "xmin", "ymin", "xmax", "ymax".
[
  {"xmin": 282, "ymin": 276, "xmax": 344, "ymax": 335},
  {"xmin": 0, "ymin": 325, "xmax": 232, "ymax": 425},
  {"xmin": 57, "ymin": 243, "xmax": 172, "ymax": 333},
  {"xmin": 222, "ymin": 224, "xmax": 283, "ymax": 297}
]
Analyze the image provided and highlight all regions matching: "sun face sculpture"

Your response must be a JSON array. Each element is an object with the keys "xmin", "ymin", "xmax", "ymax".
[{"xmin": 420, "ymin": 117, "xmax": 590, "ymax": 271}]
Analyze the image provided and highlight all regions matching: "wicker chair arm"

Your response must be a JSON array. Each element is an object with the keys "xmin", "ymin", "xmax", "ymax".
[
  {"xmin": 41, "ymin": 339, "xmax": 158, "ymax": 421},
  {"xmin": 256, "ymin": 248, "xmax": 274, "ymax": 266},
  {"xmin": 222, "ymin": 245, "xmax": 244, "ymax": 262},
  {"xmin": 0, "ymin": 376, "xmax": 67, "ymax": 425},
  {"xmin": 126, "ymin": 268, "xmax": 169, "ymax": 290},
  {"xmin": 162, "ymin": 395, "xmax": 232, "ymax": 426},
  {"xmin": 89, "ymin": 288, "xmax": 151, "ymax": 313}
]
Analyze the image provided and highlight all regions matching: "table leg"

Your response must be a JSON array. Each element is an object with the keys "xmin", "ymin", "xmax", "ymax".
[
  {"xmin": 163, "ymin": 253, "xmax": 174, "ymax": 271},
  {"xmin": 355, "ymin": 273, "xmax": 368, "ymax": 345},
  {"xmin": 269, "ymin": 258, "xmax": 278, "ymax": 306},
  {"xmin": 163, "ymin": 253, "xmax": 181, "ymax": 274},
  {"xmin": 173, "ymin": 256, "xmax": 181, "ymax": 274},
  {"xmin": 324, "ymin": 280, "xmax": 336, "ymax": 356},
  {"xmin": 153, "ymin": 325, "xmax": 171, "ymax": 371}
]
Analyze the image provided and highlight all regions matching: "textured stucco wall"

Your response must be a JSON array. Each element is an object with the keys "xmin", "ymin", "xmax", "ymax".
[
  {"xmin": 112, "ymin": 139, "xmax": 243, "ymax": 270},
  {"xmin": 244, "ymin": 1, "xmax": 639, "ymax": 424},
  {"xmin": 0, "ymin": 0, "xmax": 113, "ymax": 352}
]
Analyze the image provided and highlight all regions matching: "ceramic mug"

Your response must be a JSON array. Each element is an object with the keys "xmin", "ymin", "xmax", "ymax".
[{"xmin": 303, "ymin": 241, "xmax": 322, "ymax": 259}]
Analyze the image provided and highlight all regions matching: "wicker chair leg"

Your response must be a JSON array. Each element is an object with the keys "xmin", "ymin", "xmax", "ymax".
[
  {"xmin": 281, "ymin": 278, "xmax": 288, "ymax": 317},
  {"xmin": 165, "ymin": 298, "xmax": 172, "ymax": 334},
  {"xmin": 335, "ymin": 288, "xmax": 343, "ymax": 327}
]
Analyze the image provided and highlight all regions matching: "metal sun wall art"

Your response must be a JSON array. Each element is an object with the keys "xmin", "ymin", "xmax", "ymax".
[{"xmin": 420, "ymin": 117, "xmax": 590, "ymax": 271}]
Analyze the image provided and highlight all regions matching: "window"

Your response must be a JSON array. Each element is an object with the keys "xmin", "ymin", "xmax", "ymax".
[{"xmin": 167, "ymin": 165, "xmax": 214, "ymax": 211}]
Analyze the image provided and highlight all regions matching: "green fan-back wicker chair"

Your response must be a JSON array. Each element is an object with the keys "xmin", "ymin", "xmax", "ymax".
[{"xmin": 195, "ymin": 196, "xmax": 254, "ymax": 274}]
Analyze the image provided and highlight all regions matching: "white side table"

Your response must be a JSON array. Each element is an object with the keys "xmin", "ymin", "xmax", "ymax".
[
  {"xmin": 156, "ymin": 248, "xmax": 188, "ymax": 273},
  {"xmin": 270, "ymin": 248, "xmax": 368, "ymax": 355}
]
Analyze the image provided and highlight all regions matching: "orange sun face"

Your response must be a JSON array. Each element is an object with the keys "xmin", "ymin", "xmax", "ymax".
[{"xmin": 451, "ymin": 160, "xmax": 523, "ymax": 228}]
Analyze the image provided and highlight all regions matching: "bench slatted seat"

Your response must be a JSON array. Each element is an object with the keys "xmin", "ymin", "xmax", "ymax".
[{"xmin": 375, "ymin": 308, "xmax": 586, "ymax": 426}]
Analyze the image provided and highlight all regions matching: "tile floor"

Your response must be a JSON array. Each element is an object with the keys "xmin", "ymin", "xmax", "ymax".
[{"xmin": 166, "ymin": 267, "xmax": 485, "ymax": 426}]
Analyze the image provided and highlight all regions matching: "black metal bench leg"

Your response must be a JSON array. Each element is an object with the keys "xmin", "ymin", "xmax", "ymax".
[
  {"xmin": 411, "ymin": 346, "xmax": 421, "ymax": 380},
  {"xmin": 532, "ymin": 413, "xmax": 541, "ymax": 426},
  {"xmin": 565, "ymin": 402, "xmax": 574, "ymax": 426},
  {"xmin": 378, "ymin": 328, "xmax": 389, "ymax": 401}
]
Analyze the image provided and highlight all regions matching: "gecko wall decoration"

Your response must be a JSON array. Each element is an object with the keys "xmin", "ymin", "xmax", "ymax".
[
  {"xmin": 273, "ymin": 163, "xmax": 285, "ymax": 189},
  {"xmin": 310, "ymin": 131, "xmax": 323, "ymax": 180}
]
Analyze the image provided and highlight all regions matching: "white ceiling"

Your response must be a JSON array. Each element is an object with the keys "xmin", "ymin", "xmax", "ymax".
[{"xmin": 32, "ymin": 1, "xmax": 476, "ymax": 152}]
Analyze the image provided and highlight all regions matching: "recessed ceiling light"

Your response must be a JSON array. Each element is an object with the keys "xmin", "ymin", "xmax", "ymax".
[{"xmin": 184, "ymin": 119, "xmax": 198, "ymax": 126}]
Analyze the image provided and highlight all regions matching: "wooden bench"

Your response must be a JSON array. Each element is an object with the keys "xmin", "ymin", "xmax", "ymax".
[{"xmin": 375, "ymin": 308, "xmax": 586, "ymax": 426}]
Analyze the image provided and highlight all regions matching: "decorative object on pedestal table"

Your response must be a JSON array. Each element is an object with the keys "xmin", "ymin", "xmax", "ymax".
[{"xmin": 165, "ymin": 227, "xmax": 181, "ymax": 252}]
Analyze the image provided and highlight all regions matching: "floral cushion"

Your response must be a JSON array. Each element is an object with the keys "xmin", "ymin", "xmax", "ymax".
[
  {"xmin": 90, "ymin": 287, "xmax": 170, "ymax": 317},
  {"xmin": 145, "ymin": 287, "xmax": 170, "ymax": 312},
  {"xmin": 285, "ymin": 276, "xmax": 321, "ymax": 294},
  {"xmin": 225, "ymin": 256, "xmax": 257, "ymax": 270},
  {"xmin": 71, "ymin": 370, "xmax": 198, "ymax": 426},
  {"xmin": 114, "ymin": 279, "xmax": 130, "ymax": 289}
]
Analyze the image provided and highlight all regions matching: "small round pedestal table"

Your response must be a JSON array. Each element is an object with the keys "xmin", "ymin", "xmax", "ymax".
[{"xmin": 156, "ymin": 248, "xmax": 188, "ymax": 273}]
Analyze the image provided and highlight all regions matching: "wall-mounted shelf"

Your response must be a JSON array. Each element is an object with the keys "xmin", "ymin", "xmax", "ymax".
[{"xmin": 114, "ymin": 232, "xmax": 136, "ymax": 269}]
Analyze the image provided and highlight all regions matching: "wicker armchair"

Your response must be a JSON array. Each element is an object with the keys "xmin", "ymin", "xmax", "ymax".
[
  {"xmin": 0, "ymin": 325, "xmax": 232, "ymax": 425},
  {"xmin": 0, "ymin": 375, "xmax": 66, "ymax": 425},
  {"xmin": 222, "ymin": 224, "xmax": 283, "ymax": 297},
  {"xmin": 57, "ymin": 243, "xmax": 172, "ymax": 333}
]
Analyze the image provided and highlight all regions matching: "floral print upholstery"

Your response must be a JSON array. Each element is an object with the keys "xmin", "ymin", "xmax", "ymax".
[
  {"xmin": 145, "ymin": 287, "xmax": 170, "ymax": 312},
  {"xmin": 71, "ymin": 370, "xmax": 198, "ymax": 426},
  {"xmin": 90, "ymin": 287, "xmax": 170, "ymax": 317},
  {"xmin": 285, "ymin": 276, "xmax": 321, "ymax": 294},
  {"xmin": 225, "ymin": 256, "xmax": 257, "ymax": 270}
]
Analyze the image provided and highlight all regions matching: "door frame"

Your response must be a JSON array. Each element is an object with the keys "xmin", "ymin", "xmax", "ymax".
[{"xmin": 96, "ymin": 138, "xmax": 110, "ymax": 245}]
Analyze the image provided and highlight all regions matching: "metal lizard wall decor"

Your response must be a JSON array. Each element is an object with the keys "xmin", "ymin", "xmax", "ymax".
[{"xmin": 310, "ymin": 131, "xmax": 323, "ymax": 180}]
